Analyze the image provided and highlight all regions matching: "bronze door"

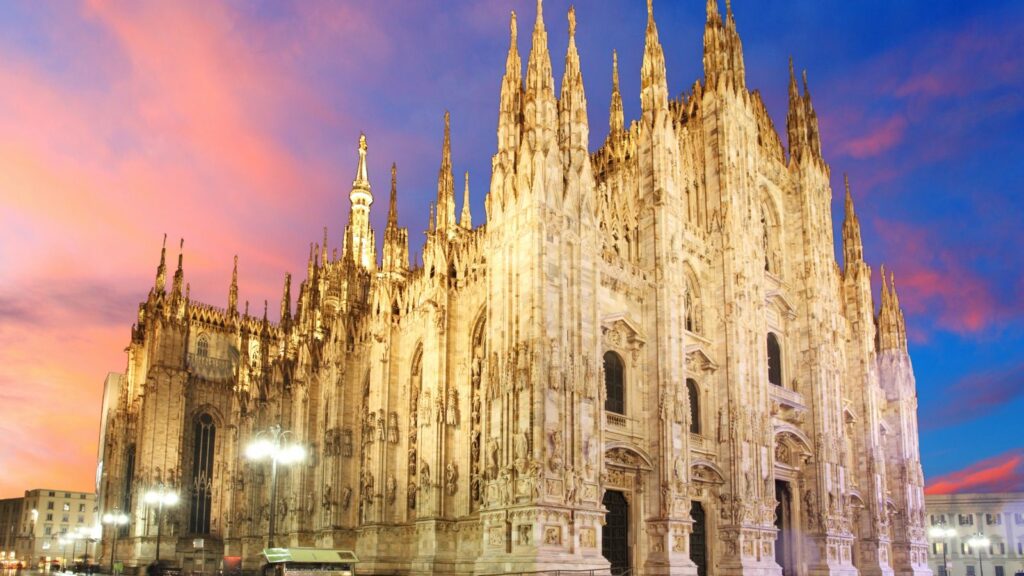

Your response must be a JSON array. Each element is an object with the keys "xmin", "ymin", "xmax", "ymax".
[{"xmin": 602, "ymin": 490, "xmax": 630, "ymax": 575}]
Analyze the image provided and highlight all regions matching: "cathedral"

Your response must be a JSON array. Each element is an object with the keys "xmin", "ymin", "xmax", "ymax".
[{"xmin": 96, "ymin": 2, "xmax": 933, "ymax": 576}]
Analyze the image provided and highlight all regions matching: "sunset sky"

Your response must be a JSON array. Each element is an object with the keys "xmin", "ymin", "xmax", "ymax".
[{"xmin": 0, "ymin": 0, "xmax": 1022, "ymax": 498}]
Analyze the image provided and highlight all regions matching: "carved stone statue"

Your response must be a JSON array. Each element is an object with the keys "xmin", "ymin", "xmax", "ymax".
[
  {"xmin": 445, "ymin": 462, "xmax": 459, "ymax": 495},
  {"xmin": 388, "ymin": 412, "xmax": 399, "ymax": 444},
  {"xmin": 446, "ymin": 387, "xmax": 458, "ymax": 426},
  {"xmin": 386, "ymin": 474, "xmax": 397, "ymax": 504}
]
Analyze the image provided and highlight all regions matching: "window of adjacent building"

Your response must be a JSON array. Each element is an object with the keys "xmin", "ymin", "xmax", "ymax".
[
  {"xmin": 994, "ymin": 566, "xmax": 1004, "ymax": 576},
  {"xmin": 962, "ymin": 543, "xmax": 970, "ymax": 554},
  {"xmin": 767, "ymin": 333, "xmax": 783, "ymax": 387},
  {"xmin": 62, "ymin": 504, "xmax": 69, "ymax": 512},
  {"xmin": 959, "ymin": 514, "xmax": 974, "ymax": 526},
  {"xmin": 78, "ymin": 504, "xmax": 84, "ymax": 513},
  {"xmin": 48, "ymin": 492, "xmax": 54, "ymax": 497},
  {"xmin": 687, "ymin": 379, "xmax": 701, "ymax": 435},
  {"xmin": 1017, "ymin": 542, "xmax": 1023, "ymax": 555},
  {"xmin": 986, "ymin": 513, "xmax": 1002, "ymax": 525},
  {"xmin": 197, "ymin": 335, "xmax": 209, "ymax": 357},
  {"xmin": 188, "ymin": 412, "xmax": 216, "ymax": 535},
  {"xmin": 61, "ymin": 515, "xmax": 68, "ymax": 523},
  {"xmin": 45, "ymin": 513, "xmax": 52, "ymax": 521},
  {"xmin": 59, "ymin": 527, "xmax": 67, "ymax": 535},
  {"xmin": 44, "ymin": 526, "xmax": 51, "ymax": 536},
  {"xmin": 996, "ymin": 542, "xmax": 1005, "ymax": 555},
  {"xmin": 77, "ymin": 516, "xmax": 83, "ymax": 524},
  {"xmin": 46, "ymin": 502, "xmax": 53, "ymax": 510},
  {"xmin": 938, "ymin": 567, "xmax": 948, "ymax": 576},
  {"xmin": 64, "ymin": 493, "xmax": 70, "ymax": 498},
  {"xmin": 967, "ymin": 565, "xmax": 976, "ymax": 576},
  {"xmin": 604, "ymin": 351, "xmax": 625, "ymax": 415}
]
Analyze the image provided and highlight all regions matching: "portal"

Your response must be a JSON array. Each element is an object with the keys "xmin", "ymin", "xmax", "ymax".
[{"xmin": 602, "ymin": 490, "xmax": 630, "ymax": 575}]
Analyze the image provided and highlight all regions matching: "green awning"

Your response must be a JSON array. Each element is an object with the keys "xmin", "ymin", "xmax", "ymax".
[{"xmin": 261, "ymin": 548, "xmax": 358, "ymax": 564}]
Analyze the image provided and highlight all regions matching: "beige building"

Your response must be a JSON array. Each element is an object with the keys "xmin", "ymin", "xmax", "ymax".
[
  {"xmin": 0, "ymin": 497, "xmax": 24, "ymax": 563},
  {"xmin": 97, "ymin": 2, "xmax": 932, "ymax": 576},
  {"xmin": 925, "ymin": 493, "xmax": 1024, "ymax": 576},
  {"xmin": 11, "ymin": 489, "xmax": 98, "ymax": 567}
]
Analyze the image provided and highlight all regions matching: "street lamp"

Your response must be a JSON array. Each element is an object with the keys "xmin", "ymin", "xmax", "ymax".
[
  {"xmin": 929, "ymin": 524, "xmax": 957, "ymax": 576},
  {"xmin": 245, "ymin": 425, "xmax": 306, "ymax": 548},
  {"xmin": 969, "ymin": 533, "xmax": 991, "ymax": 576},
  {"xmin": 68, "ymin": 532, "xmax": 81, "ymax": 572},
  {"xmin": 102, "ymin": 511, "xmax": 129, "ymax": 575},
  {"xmin": 143, "ymin": 485, "xmax": 179, "ymax": 566}
]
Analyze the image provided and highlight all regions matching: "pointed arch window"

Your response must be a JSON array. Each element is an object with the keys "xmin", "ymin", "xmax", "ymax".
[
  {"xmin": 767, "ymin": 333, "xmax": 783, "ymax": 387},
  {"xmin": 687, "ymin": 379, "xmax": 701, "ymax": 435},
  {"xmin": 188, "ymin": 413, "xmax": 215, "ymax": 534},
  {"xmin": 196, "ymin": 335, "xmax": 209, "ymax": 357},
  {"xmin": 604, "ymin": 351, "xmax": 625, "ymax": 415}
]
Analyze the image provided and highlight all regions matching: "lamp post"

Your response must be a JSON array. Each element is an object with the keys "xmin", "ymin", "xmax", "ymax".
[
  {"xmin": 969, "ymin": 533, "xmax": 991, "ymax": 576},
  {"xmin": 143, "ymin": 485, "xmax": 179, "ymax": 566},
  {"xmin": 245, "ymin": 425, "xmax": 306, "ymax": 548},
  {"xmin": 929, "ymin": 524, "xmax": 957, "ymax": 576},
  {"xmin": 102, "ymin": 511, "xmax": 129, "ymax": 575}
]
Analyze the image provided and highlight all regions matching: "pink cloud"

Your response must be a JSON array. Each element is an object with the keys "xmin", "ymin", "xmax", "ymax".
[
  {"xmin": 873, "ymin": 218, "xmax": 1003, "ymax": 336},
  {"xmin": 925, "ymin": 363, "xmax": 1024, "ymax": 429},
  {"xmin": 837, "ymin": 115, "xmax": 907, "ymax": 159},
  {"xmin": 926, "ymin": 449, "xmax": 1024, "ymax": 495}
]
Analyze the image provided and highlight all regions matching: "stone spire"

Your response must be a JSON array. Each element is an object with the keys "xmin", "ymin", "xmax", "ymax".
[
  {"xmin": 877, "ymin": 268, "xmax": 908, "ymax": 352},
  {"xmin": 153, "ymin": 233, "xmax": 168, "ymax": 293},
  {"xmin": 497, "ymin": 10, "xmax": 522, "ymax": 157},
  {"xmin": 228, "ymin": 255, "xmax": 239, "ymax": 316},
  {"xmin": 559, "ymin": 5, "xmax": 589, "ymax": 162},
  {"xmin": 388, "ymin": 162, "xmax": 399, "ymax": 229},
  {"xmin": 640, "ymin": 0, "xmax": 669, "ymax": 121},
  {"xmin": 787, "ymin": 60, "xmax": 822, "ymax": 163},
  {"xmin": 609, "ymin": 50, "xmax": 624, "ymax": 135},
  {"xmin": 280, "ymin": 272, "xmax": 292, "ymax": 326},
  {"xmin": 343, "ymin": 133, "xmax": 376, "ymax": 270},
  {"xmin": 171, "ymin": 239, "xmax": 184, "ymax": 299},
  {"xmin": 842, "ymin": 174, "xmax": 864, "ymax": 268},
  {"xmin": 524, "ymin": 0, "xmax": 557, "ymax": 140},
  {"xmin": 460, "ymin": 171, "xmax": 472, "ymax": 229},
  {"xmin": 703, "ymin": 0, "xmax": 746, "ymax": 91},
  {"xmin": 383, "ymin": 163, "xmax": 409, "ymax": 274},
  {"xmin": 436, "ymin": 111, "xmax": 456, "ymax": 234}
]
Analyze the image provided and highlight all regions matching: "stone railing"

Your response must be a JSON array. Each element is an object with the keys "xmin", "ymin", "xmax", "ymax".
[
  {"xmin": 769, "ymin": 384, "xmax": 806, "ymax": 411},
  {"xmin": 187, "ymin": 353, "xmax": 234, "ymax": 382}
]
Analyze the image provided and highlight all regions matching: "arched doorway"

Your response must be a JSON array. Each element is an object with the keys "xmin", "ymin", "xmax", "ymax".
[
  {"xmin": 775, "ymin": 480, "xmax": 795, "ymax": 576},
  {"xmin": 602, "ymin": 490, "xmax": 630, "ymax": 575},
  {"xmin": 690, "ymin": 500, "xmax": 708, "ymax": 576}
]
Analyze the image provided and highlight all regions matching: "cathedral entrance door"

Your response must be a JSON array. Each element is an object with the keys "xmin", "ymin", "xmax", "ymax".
[
  {"xmin": 602, "ymin": 490, "xmax": 630, "ymax": 575},
  {"xmin": 774, "ymin": 480, "xmax": 795, "ymax": 576},
  {"xmin": 690, "ymin": 500, "xmax": 708, "ymax": 576}
]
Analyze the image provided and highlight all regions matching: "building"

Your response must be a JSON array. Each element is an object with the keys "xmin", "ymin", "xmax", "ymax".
[
  {"xmin": 0, "ymin": 497, "xmax": 24, "ymax": 563},
  {"xmin": 925, "ymin": 493, "xmax": 1024, "ymax": 576},
  {"xmin": 11, "ymin": 489, "xmax": 98, "ymax": 568},
  {"xmin": 96, "ymin": 2, "xmax": 933, "ymax": 575}
]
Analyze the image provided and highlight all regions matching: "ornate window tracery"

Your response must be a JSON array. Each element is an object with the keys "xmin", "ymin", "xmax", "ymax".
[
  {"xmin": 188, "ymin": 413, "xmax": 215, "ymax": 534},
  {"xmin": 196, "ymin": 335, "xmax": 209, "ymax": 357}
]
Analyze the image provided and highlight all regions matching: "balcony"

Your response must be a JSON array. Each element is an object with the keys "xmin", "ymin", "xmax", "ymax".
[
  {"xmin": 604, "ymin": 411, "xmax": 645, "ymax": 441},
  {"xmin": 187, "ymin": 353, "xmax": 234, "ymax": 382}
]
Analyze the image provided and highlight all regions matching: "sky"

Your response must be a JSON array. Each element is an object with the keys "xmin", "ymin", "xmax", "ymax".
[{"xmin": 0, "ymin": 0, "xmax": 1021, "ymax": 499}]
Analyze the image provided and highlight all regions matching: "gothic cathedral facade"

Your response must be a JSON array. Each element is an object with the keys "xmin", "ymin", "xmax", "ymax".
[{"xmin": 97, "ymin": 2, "xmax": 932, "ymax": 576}]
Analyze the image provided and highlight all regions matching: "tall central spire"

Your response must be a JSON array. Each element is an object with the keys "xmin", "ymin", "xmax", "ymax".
[
  {"xmin": 524, "ymin": 0, "xmax": 556, "ymax": 140},
  {"xmin": 436, "ymin": 111, "xmax": 456, "ymax": 234},
  {"xmin": 344, "ymin": 133, "xmax": 376, "ymax": 270},
  {"xmin": 609, "ymin": 50, "xmax": 624, "ymax": 135},
  {"xmin": 497, "ymin": 11, "xmax": 522, "ymax": 158}
]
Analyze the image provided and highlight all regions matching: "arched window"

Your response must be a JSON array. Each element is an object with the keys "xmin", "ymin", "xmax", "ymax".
[
  {"xmin": 767, "ymin": 333, "xmax": 783, "ymax": 387},
  {"xmin": 684, "ymin": 379, "xmax": 700, "ymax": 432},
  {"xmin": 188, "ymin": 413, "xmax": 215, "ymax": 534},
  {"xmin": 684, "ymin": 275, "xmax": 702, "ymax": 334},
  {"xmin": 196, "ymin": 335, "xmax": 209, "ymax": 357},
  {"xmin": 604, "ymin": 352, "xmax": 625, "ymax": 415},
  {"xmin": 687, "ymin": 379, "xmax": 701, "ymax": 435}
]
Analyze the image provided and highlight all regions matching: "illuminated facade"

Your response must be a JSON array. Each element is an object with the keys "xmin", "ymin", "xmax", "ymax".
[{"xmin": 97, "ymin": 2, "xmax": 932, "ymax": 575}]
